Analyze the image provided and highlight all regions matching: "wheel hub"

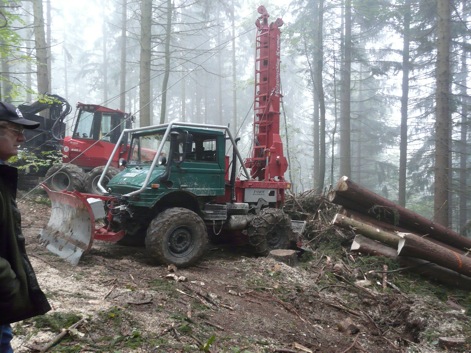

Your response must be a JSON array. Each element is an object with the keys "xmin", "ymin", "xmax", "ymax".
[
  {"xmin": 51, "ymin": 173, "xmax": 71, "ymax": 190},
  {"xmin": 168, "ymin": 227, "xmax": 192, "ymax": 255}
]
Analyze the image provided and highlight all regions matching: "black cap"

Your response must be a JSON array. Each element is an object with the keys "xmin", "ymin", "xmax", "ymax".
[{"xmin": 0, "ymin": 101, "xmax": 40, "ymax": 129}]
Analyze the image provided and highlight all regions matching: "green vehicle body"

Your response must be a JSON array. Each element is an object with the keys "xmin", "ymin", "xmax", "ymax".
[{"xmin": 104, "ymin": 124, "xmax": 234, "ymax": 212}]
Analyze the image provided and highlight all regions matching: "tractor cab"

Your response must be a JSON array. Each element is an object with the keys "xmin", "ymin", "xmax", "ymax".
[
  {"xmin": 105, "ymin": 125, "xmax": 227, "ymax": 208},
  {"xmin": 62, "ymin": 103, "xmax": 133, "ymax": 170}
]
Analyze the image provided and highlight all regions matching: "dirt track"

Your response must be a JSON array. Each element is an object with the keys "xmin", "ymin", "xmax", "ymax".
[{"xmin": 12, "ymin": 193, "xmax": 471, "ymax": 353}]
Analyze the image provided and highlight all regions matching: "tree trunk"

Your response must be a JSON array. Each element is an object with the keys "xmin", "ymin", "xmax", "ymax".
[
  {"xmin": 351, "ymin": 234, "xmax": 396, "ymax": 257},
  {"xmin": 230, "ymin": 0, "xmax": 238, "ymax": 135},
  {"xmin": 46, "ymin": 0, "xmax": 52, "ymax": 93},
  {"xmin": 139, "ymin": 0, "xmax": 152, "ymax": 127},
  {"xmin": 340, "ymin": 208, "xmax": 409, "ymax": 233},
  {"xmin": 397, "ymin": 232, "xmax": 471, "ymax": 277},
  {"xmin": 180, "ymin": 67, "xmax": 186, "ymax": 122},
  {"xmin": 458, "ymin": 0, "xmax": 469, "ymax": 234},
  {"xmin": 398, "ymin": 0, "xmax": 411, "ymax": 207},
  {"xmin": 332, "ymin": 213, "xmax": 400, "ymax": 248},
  {"xmin": 102, "ymin": 2, "xmax": 108, "ymax": 103},
  {"xmin": 314, "ymin": 0, "xmax": 326, "ymax": 193},
  {"xmin": 33, "ymin": 0, "xmax": 49, "ymax": 95},
  {"xmin": 434, "ymin": 0, "xmax": 451, "ymax": 226},
  {"xmin": 1, "ymin": 44, "xmax": 12, "ymax": 101},
  {"xmin": 339, "ymin": 0, "xmax": 352, "ymax": 177},
  {"xmin": 159, "ymin": 0, "xmax": 172, "ymax": 124},
  {"xmin": 119, "ymin": 0, "xmax": 127, "ymax": 112},
  {"xmin": 217, "ymin": 9, "xmax": 223, "ymax": 126}
]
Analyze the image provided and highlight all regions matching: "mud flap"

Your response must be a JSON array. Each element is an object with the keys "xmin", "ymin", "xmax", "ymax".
[{"xmin": 39, "ymin": 185, "xmax": 97, "ymax": 266}]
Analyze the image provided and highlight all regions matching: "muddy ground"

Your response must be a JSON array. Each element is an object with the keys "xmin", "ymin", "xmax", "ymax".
[{"xmin": 11, "ymin": 191, "xmax": 471, "ymax": 353}]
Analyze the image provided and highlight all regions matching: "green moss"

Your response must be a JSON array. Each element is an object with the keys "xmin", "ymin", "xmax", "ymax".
[
  {"xmin": 177, "ymin": 322, "xmax": 192, "ymax": 334},
  {"xmin": 149, "ymin": 278, "xmax": 177, "ymax": 293},
  {"xmin": 31, "ymin": 312, "xmax": 82, "ymax": 332}
]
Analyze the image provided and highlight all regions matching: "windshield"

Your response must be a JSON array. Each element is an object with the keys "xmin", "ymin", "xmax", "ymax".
[
  {"xmin": 128, "ymin": 131, "xmax": 169, "ymax": 165},
  {"xmin": 74, "ymin": 111, "xmax": 94, "ymax": 139},
  {"xmin": 74, "ymin": 110, "xmax": 123, "ymax": 143}
]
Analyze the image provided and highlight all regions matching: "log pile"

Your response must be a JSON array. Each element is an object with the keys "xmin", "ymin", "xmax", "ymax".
[{"xmin": 329, "ymin": 176, "xmax": 471, "ymax": 290}]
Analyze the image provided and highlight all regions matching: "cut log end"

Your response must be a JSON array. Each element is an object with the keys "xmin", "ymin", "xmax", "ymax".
[
  {"xmin": 397, "ymin": 238, "xmax": 406, "ymax": 255},
  {"xmin": 336, "ymin": 176, "xmax": 350, "ymax": 191},
  {"xmin": 268, "ymin": 249, "xmax": 298, "ymax": 267}
]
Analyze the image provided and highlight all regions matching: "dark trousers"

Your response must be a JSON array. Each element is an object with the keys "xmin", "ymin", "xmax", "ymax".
[{"xmin": 0, "ymin": 325, "xmax": 13, "ymax": 353}]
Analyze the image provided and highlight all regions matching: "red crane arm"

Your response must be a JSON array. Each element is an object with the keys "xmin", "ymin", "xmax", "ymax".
[{"xmin": 245, "ymin": 5, "xmax": 287, "ymax": 182}]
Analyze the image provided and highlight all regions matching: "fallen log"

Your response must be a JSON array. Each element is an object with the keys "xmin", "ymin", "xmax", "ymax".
[
  {"xmin": 332, "ymin": 213, "xmax": 400, "ymax": 248},
  {"xmin": 351, "ymin": 234, "xmax": 397, "ymax": 258},
  {"xmin": 327, "ymin": 193, "xmax": 370, "ymax": 215},
  {"xmin": 340, "ymin": 208, "xmax": 411, "ymax": 233},
  {"xmin": 351, "ymin": 235, "xmax": 471, "ymax": 290},
  {"xmin": 339, "ymin": 209, "xmax": 471, "ymax": 256},
  {"xmin": 397, "ymin": 233, "xmax": 471, "ymax": 277},
  {"xmin": 330, "ymin": 176, "xmax": 471, "ymax": 251}
]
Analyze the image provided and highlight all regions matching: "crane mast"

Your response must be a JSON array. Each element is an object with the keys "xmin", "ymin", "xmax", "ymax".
[{"xmin": 245, "ymin": 5, "xmax": 287, "ymax": 182}]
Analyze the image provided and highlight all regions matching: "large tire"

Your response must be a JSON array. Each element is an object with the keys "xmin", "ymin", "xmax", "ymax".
[
  {"xmin": 247, "ymin": 208, "xmax": 291, "ymax": 255},
  {"xmin": 86, "ymin": 166, "xmax": 119, "ymax": 194},
  {"xmin": 18, "ymin": 175, "xmax": 41, "ymax": 191},
  {"xmin": 145, "ymin": 207, "xmax": 208, "ymax": 267},
  {"xmin": 44, "ymin": 163, "xmax": 87, "ymax": 192}
]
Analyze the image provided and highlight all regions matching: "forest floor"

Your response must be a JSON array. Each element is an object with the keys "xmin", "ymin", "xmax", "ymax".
[{"xmin": 10, "ymin": 190, "xmax": 471, "ymax": 353}]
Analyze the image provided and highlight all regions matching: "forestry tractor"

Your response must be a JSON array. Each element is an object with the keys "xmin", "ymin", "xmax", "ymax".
[
  {"xmin": 17, "ymin": 94, "xmax": 133, "ymax": 193},
  {"xmin": 39, "ymin": 5, "xmax": 303, "ymax": 267}
]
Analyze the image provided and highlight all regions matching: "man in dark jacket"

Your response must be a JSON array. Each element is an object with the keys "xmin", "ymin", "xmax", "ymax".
[{"xmin": 0, "ymin": 102, "xmax": 51, "ymax": 353}]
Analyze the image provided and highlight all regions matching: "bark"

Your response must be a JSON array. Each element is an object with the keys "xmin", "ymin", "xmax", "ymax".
[
  {"xmin": 119, "ymin": 0, "xmax": 127, "ymax": 112},
  {"xmin": 139, "ymin": 0, "xmax": 152, "ymax": 127},
  {"xmin": 46, "ymin": 0, "xmax": 51, "ymax": 93},
  {"xmin": 398, "ymin": 0, "xmax": 411, "ymax": 207},
  {"xmin": 340, "ymin": 208, "xmax": 409, "ymax": 233},
  {"xmin": 331, "ymin": 176, "xmax": 471, "ymax": 250},
  {"xmin": 1, "ymin": 46, "xmax": 12, "ymax": 100},
  {"xmin": 328, "ymin": 192, "xmax": 370, "ymax": 215},
  {"xmin": 434, "ymin": 0, "xmax": 451, "ymax": 226},
  {"xmin": 332, "ymin": 213, "xmax": 400, "ymax": 248},
  {"xmin": 343, "ymin": 209, "xmax": 471, "ymax": 256},
  {"xmin": 401, "ymin": 257, "xmax": 471, "ymax": 290},
  {"xmin": 458, "ymin": 0, "xmax": 469, "ymax": 232},
  {"xmin": 315, "ymin": 0, "xmax": 326, "ymax": 192},
  {"xmin": 350, "ymin": 234, "xmax": 397, "ymax": 258},
  {"xmin": 102, "ymin": 2, "xmax": 108, "ymax": 103},
  {"xmin": 230, "ymin": 0, "xmax": 238, "ymax": 136},
  {"xmin": 159, "ymin": 0, "xmax": 172, "ymax": 124},
  {"xmin": 33, "ymin": 0, "xmax": 49, "ymax": 95},
  {"xmin": 351, "ymin": 235, "xmax": 471, "ymax": 290},
  {"xmin": 397, "ymin": 233, "xmax": 471, "ymax": 277},
  {"xmin": 339, "ymin": 0, "xmax": 352, "ymax": 177}
]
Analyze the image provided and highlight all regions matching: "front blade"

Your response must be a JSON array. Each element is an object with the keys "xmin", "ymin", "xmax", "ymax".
[{"xmin": 39, "ymin": 186, "xmax": 96, "ymax": 265}]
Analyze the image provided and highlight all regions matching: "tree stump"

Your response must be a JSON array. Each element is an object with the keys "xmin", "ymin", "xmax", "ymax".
[
  {"xmin": 268, "ymin": 249, "xmax": 298, "ymax": 266},
  {"xmin": 438, "ymin": 337, "xmax": 466, "ymax": 350}
]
